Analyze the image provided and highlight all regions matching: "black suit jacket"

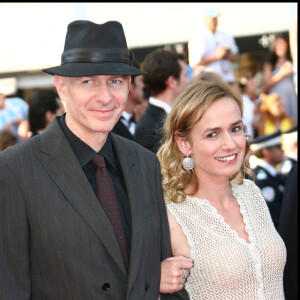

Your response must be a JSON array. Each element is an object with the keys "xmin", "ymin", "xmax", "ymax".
[
  {"xmin": 251, "ymin": 165, "xmax": 286, "ymax": 229},
  {"xmin": 112, "ymin": 118, "xmax": 134, "ymax": 140},
  {"xmin": 278, "ymin": 164, "xmax": 298, "ymax": 300},
  {"xmin": 0, "ymin": 117, "xmax": 189, "ymax": 300},
  {"xmin": 134, "ymin": 103, "xmax": 167, "ymax": 153}
]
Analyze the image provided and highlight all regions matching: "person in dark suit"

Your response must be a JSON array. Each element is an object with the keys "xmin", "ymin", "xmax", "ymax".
[
  {"xmin": 278, "ymin": 163, "xmax": 298, "ymax": 300},
  {"xmin": 278, "ymin": 125, "xmax": 298, "ymax": 176},
  {"xmin": 249, "ymin": 131, "xmax": 286, "ymax": 229},
  {"xmin": 0, "ymin": 20, "xmax": 192, "ymax": 300},
  {"xmin": 134, "ymin": 48, "xmax": 190, "ymax": 153},
  {"xmin": 112, "ymin": 65, "xmax": 145, "ymax": 140}
]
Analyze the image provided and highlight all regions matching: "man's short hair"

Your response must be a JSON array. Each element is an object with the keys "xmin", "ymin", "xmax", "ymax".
[{"xmin": 141, "ymin": 48, "xmax": 184, "ymax": 96}]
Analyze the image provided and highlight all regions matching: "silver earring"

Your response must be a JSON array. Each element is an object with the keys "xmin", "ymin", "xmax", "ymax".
[{"xmin": 182, "ymin": 156, "xmax": 194, "ymax": 171}]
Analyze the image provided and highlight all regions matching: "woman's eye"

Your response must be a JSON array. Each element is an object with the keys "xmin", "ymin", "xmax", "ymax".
[
  {"xmin": 207, "ymin": 132, "xmax": 217, "ymax": 138},
  {"xmin": 231, "ymin": 125, "xmax": 242, "ymax": 133}
]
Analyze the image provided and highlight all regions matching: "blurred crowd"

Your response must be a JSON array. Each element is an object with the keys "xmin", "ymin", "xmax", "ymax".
[{"xmin": 0, "ymin": 8, "xmax": 297, "ymax": 231}]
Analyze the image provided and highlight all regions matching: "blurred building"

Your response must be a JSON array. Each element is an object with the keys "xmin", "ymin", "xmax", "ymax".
[{"xmin": 0, "ymin": 3, "xmax": 296, "ymax": 102}]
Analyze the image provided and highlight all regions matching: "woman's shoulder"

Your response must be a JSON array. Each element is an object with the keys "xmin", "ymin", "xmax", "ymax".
[{"xmin": 232, "ymin": 178, "xmax": 262, "ymax": 197}]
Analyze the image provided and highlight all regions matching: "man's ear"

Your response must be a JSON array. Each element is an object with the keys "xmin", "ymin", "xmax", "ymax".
[
  {"xmin": 127, "ymin": 75, "xmax": 132, "ymax": 96},
  {"xmin": 174, "ymin": 133, "xmax": 192, "ymax": 156},
  {"xmin": 54, "ymin": 75, "xmax": 68, "ymax": 103},
  {"xmin": 45, "ymin": 110, "xmax": 55, "ymax": 127},
  {"xmin": 165, "ymin": 75, "xmax": 177, "ymax": 89}
]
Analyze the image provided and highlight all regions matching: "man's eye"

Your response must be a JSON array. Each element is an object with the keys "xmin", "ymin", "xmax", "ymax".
[
  {"xmin": 109, "ymin": 79, "xmax": 121, "ymax": 84},
  {"xmin": 82, "ymin": 80, "xmax": 93, "ymax": 85}
]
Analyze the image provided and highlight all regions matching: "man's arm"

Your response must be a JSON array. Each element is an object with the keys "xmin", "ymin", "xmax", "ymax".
[{"xmin": 0, "ymin": 159, "xmax": 31, "ymax": 299}]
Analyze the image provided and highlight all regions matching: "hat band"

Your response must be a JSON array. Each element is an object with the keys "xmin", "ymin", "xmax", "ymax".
[{"xmin": 61, "ymin": 48, "xmax": 133, "ymax": 65}]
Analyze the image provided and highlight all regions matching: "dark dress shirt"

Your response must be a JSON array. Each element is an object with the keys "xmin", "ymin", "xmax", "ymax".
[{"xmin": 59, "ymin": 114, "xmax": 131, "ymax": 252}]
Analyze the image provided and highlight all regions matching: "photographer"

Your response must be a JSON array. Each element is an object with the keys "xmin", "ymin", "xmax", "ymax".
[{"xmin": 188, "ymin": 8, "xmax": 239, "ymax": 84}]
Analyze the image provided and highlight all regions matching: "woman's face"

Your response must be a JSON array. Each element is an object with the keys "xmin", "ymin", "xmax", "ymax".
[
  {"xmin": 176, "ymin": 97, "xmax": 246, "ymax": 181},
  {"xmin": 274, "ymin": 37, "xmax": 288, "ymax": 57}
]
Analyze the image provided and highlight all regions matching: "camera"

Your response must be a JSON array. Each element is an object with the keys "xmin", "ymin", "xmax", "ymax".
[{"xmin": 223, "ymin": 45, "xmax": 231, "ymax": 52}]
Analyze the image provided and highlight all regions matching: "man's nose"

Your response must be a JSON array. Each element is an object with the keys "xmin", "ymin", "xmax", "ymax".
[{"xmin": 95, "ymin": 83, "xmax": 113, "ymax": 103}]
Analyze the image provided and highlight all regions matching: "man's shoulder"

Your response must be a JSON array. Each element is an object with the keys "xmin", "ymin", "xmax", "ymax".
[
  {"xmin": 0, "ymin": 134, "xmax": 39, "ymax": 164},
  {"xmin": 111, "ymin": 132, "xmax": 157, "ymax": 157},
  {"xmin": 136, "ymin": 104, "xmax": 166, "ymax": 128}
]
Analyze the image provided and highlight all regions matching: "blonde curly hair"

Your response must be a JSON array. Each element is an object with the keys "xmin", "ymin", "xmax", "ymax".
[{"xmin": 157, "ymin": 80, "xmax": 253, "ymax": 204}]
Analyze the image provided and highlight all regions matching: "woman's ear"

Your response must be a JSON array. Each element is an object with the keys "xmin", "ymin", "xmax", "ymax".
[{"xmin": 174, "ymin": 133, "xmax": 192, "ymax": 156}]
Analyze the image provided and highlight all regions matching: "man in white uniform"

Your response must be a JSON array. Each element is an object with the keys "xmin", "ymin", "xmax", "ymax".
[{"xmin": 188, "ymin": 8, "xmax": 239, "ymax": 84}]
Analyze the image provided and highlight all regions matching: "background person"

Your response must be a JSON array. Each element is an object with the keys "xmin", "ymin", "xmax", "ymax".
[
  {"xmin": 157, "ymin": 80, "xmax": 286, "ymax": 299},
  {"xmin": 188, "ymin": 8, "xmax": 239, "ymax": 84},
  {"xmin": 278, "ymin": 125, "xmax": 297, "ymax": 176},
  {"xmin": 278, "ymin": 164, "xmax": 298, "ymax": 300},
  {"xmin": 134, "ymin": 48, "xmax": 190, "ymax": 153},
  {"xmin": 255, "ymin": 92, "xmax": 296, "ymax": 137},
  {"xmin": 27, "ymin": 89, "xmax": 64, "ymax": 138},
  {"xmin": 112, "ymin": 60, "xmax": 145, "ymax": 140},
  {"xmin": 249, "ymin": 131, "xmax": 286, "ymax": 229},
  {"xmin": 0, "ymin": 131, "xmax": 17, "ymax": 151},
  {"xmin": 238, "ymin": 74, "xmax": 262, "ymax": 140},
  {"xmin": 262, "ymin": 34, "xmax": 297, "ymax": 122},
  {"xmin": 0, "ymin": 90, "xmax": 28, "ymax": 142}
]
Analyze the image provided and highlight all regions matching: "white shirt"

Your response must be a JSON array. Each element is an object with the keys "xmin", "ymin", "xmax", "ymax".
[
  {"xmin": 120, "ymin": 111, "xmax": 136, "ymax": 135},
  {"xmin": 149, "ymin": 97, "xmax": 172, "ymax": 114},
  {"xmin": 188, "ymin": 27, "xmax": 239, "ymax": 83},
  {"xmin": 255, "ymin": 159, "xmax": 278, "ymax": 176}
]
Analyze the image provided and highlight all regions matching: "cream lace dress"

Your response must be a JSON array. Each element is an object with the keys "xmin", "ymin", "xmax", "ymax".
[{"xmin": 167, "ymin": 179, "xmax": 286, "ymax": 300}]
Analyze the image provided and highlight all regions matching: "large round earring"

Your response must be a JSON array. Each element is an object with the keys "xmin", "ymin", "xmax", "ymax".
[{"xmin": 182, "ymin": 156, "xmax": 194, "ymax": 171}]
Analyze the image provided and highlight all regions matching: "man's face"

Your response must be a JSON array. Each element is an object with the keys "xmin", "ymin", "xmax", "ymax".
[
  {"xmin": 204, "ymin": 16, "xmax": 218, "ymax": 33},
  {"xmin": 174, "ymin": 60, "xmax": 190, "ymax": 98},
  {"xmin": 266, "ymin": 146, "xmax": 284, "ymax": 166},
  {"xmin": 130, "ymin": 75, "xmax": 145, "ymax": 105},
  {"xmin": 54, "ymin": 75, "xmax": 130, "ymax": 140}
]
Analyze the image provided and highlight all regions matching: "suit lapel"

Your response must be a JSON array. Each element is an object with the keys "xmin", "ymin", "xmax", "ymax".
[
  {"xmin": 34, "ymin": 119, "xmax": 127, "ymax": 275},
  {"xmin": 110, "ymin": 134, "xmax": 146, "ymax": 289}
]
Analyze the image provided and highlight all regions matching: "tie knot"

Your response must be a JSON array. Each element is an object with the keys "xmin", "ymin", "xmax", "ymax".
[{"xmin": 92, "ymin": 154, "xmax": 106, "ymax": 168}]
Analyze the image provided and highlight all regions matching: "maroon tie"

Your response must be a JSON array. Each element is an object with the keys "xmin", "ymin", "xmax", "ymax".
[{"xmin": 92, "ymin": 154, "xmax": 129, "ymax": 269}]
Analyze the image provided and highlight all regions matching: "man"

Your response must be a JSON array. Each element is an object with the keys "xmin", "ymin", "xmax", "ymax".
[
  {"xmin": 134, "ymin": 48, "xmax": 190, "ymax": 153},
  {"xmin": 112, "ymin": 62, "xmax": 145, "ymax": 140},
  {"xmin": 278, "ymin": 164, "xmax": 298, "ymax": 300},
  {"xmin": 278, "ymin": 126, "xmax": 298, "ymax": 176},
  {"xmin": 250, "ymin": 130, "xmax": 286, "ymax": 229},
  {"xmin": 188, "ymin": 8, "xmax": 239, "ymax": 84},
  {"xmin": 0, "ymin": 20, "xmax": 192, "ymax": 299}
]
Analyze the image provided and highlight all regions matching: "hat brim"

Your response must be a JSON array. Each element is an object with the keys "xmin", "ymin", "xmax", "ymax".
[{"xmin": 43, "ymin": 62, "xmax": 146, "ymax": 77}]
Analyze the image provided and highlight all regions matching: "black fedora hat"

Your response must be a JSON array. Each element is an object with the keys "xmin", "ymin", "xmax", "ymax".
[{"xmin": 43, "ymin": 20, "xmax": 146, "ymax": 77}]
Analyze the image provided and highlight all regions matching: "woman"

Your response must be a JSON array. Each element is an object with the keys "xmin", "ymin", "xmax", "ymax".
[
  {"xmin": 157, "ymin": 80, "xmax": 286, "ymax": 299},
  {"xmin": 262, "ymin": 34, "xmax": 297, "ymax": 122},
  {"xmin": 256, "ymin": 92, "xmax": 296, "ymax": 136}
]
